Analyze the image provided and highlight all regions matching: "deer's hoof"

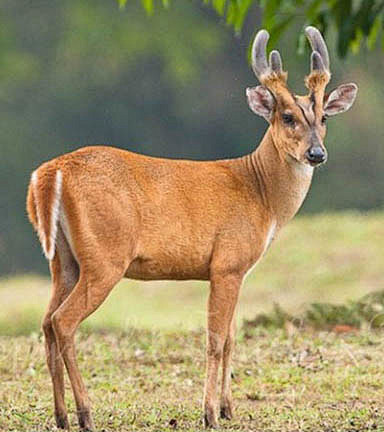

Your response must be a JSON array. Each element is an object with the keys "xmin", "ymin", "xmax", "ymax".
[
  {"xmin": 55, "ymin": 412, "xmax": 70, "ymax": 430},
  {"xmin": 77, "ymin": 408, "xmax": 94, "ymax": 431},
  {"xmin": 203, "ymin": 406, "xmax": 219, "ymax": 429},
  {"xmin": 220, "ymin": 400, "xmax": 234, "ymax": 420}
]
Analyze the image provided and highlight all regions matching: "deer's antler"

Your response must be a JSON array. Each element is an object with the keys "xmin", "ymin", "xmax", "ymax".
[
  {"xmin": 251, "ymin": 29, "xmax": 288, "ymax": 94},
  {"xmin": 305, "ymin": 26, "xmax": 331, "ymax": 94}
]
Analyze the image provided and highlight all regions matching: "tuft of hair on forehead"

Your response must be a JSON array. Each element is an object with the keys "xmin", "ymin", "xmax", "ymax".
[
  {"xmin": 261, "ymin": 71, "xmax": 289, "ymax": 95},
  {"xmin": 305, "ymin": 70, "xmax": 330, "ymax": 92},
  {"xmin": 261, "ymin": 71, "xmax": 288, "ymax": 84}
]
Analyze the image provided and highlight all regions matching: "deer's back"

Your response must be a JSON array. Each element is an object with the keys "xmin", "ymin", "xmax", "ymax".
[{"xmin": 42, "ymin": 146, "xmax": 265, "ymax": 280}]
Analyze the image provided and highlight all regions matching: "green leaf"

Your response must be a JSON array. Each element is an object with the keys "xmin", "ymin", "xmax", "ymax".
[
  {"xmin": 356, "ymin": 0, "xmax": 378, "ymax": 36},
  {"xmin": 367, "ymin": 13, "xmax": 381, "ymax": 50},
  {"xmin": 332, "ymin": 0, "xmax": 351, "ymax": 28},
  {"xmin": 247, "ymin": 14, "xmax": 293, "ymax": 64},
  {"xmin": 141, "ymin": 0, "xmax": 154, "ymax": 15},
  {"xmin": 212, "ymin": 0, "xmax": 227, "ymax": 16},
  {"xmin": 350, "ymin": 28, "xmax": 363, "ymax": 54},
  {"xmin": 117, "ymin": 0, "xmax": 127, "ymax": 8},
  {"xmin": 263, "ymin": 0, "xmax": 283, "ymax": 29},
  {"xmin": 232, "ymin": 0, "xmax": 253, "ymax": 32},
  {"xmin": 226, "ymin": 0, "xmax": 238, "ymax": 30},
  {"xmin": 306, "ymin": 0, "xmax": 324, "ymax": 21},
  {"xmin": 268, "ymin": 16, "xmax": 294, "ymax": 50},
  {"xmin": 338, "ymin": 15, "xmax": 355, "ymax": 57},
  {"xmin": 131, "ymin": 0, "xmax": 384, "ymax": 58}
]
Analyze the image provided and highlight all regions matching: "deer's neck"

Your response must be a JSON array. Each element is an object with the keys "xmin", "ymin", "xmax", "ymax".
[{"xmin": 241, "ymin": 128, "xmax": 314, "ymax": 228}]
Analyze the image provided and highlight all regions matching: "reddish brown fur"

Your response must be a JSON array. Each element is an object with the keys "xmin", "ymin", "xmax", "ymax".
[
  {"xmin": 26, "ymin": 30, "xmax": 355, "ymax": 431},
  {"xmin": 261, "ymin": 72, "xmax": 288, "ymax": 91},
  {"xmin": 26, "ymin": 181, "xmax": 38, "ymax": 229},
  {"xmin": 27, "ymin": 133, "xmax": 314, "ymax": 430},
  {"xmin": 305, "ymin": 70, "xmax": 330, "ymax": 93}
]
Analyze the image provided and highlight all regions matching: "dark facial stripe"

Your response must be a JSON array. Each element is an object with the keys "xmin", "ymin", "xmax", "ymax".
[
  {"xmin": 310, "ymin": 92, "xmax": 316, "ymax": 104},
  {"xmin": 297, "ymin": 103, "xmax": 312, "ymax": 126}
]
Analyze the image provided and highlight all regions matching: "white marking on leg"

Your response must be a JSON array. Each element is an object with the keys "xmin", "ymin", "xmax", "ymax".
[
  {"xmin": 264, "ymin": 219, "xmax": 277, "ymax": 252},
  {"xmin": 244, "ymin": 219, "xmax": 277, "ymax": 281}
]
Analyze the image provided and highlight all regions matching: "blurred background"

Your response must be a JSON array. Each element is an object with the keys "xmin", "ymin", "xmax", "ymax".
[{"xmin": 1, "ymin": 0, "xmax": 383, "ymax": 334}]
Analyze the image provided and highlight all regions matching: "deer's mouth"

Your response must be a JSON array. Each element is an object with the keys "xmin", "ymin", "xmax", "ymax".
[{"xmin": 307, "ymin": 158, "xmax": 327, "ymax": 167}]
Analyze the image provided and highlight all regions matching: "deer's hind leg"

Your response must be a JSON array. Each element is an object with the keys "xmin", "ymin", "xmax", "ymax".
[
  {"xmin": 51, "ymin": 260, "xmax": 126, "ymax": 431},
  {"xmin": 42, "ymin": 227, "xmax": 79, "ymax": 429}
]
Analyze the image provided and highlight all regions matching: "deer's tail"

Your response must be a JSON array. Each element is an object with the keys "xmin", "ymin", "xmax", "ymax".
[{"xmin": 27, "ymin": 167, "xmax": 63, "ymax": 260}]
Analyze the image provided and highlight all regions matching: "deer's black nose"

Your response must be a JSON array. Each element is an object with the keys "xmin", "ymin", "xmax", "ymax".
[{"xmin": 306, "ymin": 146, "xmax": 326, "ymax": 164}]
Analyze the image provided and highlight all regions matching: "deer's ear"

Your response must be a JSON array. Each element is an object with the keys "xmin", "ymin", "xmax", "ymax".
[
  {"xmin": 246, "ymin": 86, "xmax": 275, "ymax": 122},
  {"xmin": 324, "ymin": 83, "xmax": 358, "ymax": 117}
]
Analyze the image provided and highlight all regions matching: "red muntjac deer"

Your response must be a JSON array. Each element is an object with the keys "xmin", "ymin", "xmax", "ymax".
[{"xmin": 27, "ymin": 27, "xmax": 357, "ymax": 430}]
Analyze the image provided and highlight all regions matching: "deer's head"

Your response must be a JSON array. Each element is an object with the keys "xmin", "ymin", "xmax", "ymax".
[{"xmin": 246, "ymin": 27, "xmax": 358, "ymax": 167}]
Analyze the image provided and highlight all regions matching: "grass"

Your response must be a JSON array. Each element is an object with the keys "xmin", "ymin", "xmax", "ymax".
[
  {"xmin": 2, "ymin": 211, "xmax": 384, "ymax": 336},
  {"xmin": 2, "ymin": 328, "xmax": 384, "ymax": 431}
]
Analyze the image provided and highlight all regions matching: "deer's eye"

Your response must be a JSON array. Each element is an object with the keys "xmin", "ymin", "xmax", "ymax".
[{"xmin": 282, "ymin": 113, "xmax": 295, "ymax": 126}]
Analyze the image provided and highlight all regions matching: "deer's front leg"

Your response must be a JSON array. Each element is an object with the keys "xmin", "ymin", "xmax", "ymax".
[
  {"xmin": 220, "ymin": 315, "xmax": 236, "ymax": 420},
  {"xmin": 203, "ymin": 272, "xmax": 242, "ymax": 428}
]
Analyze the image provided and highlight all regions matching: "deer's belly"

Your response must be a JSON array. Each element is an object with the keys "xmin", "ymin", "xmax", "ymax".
[{"xmin": 125, "ymin": 247, "xmax": 212, "ymax": 281}]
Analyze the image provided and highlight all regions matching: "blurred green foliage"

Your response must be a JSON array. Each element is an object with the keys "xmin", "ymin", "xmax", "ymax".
[
  {"xmin": 0, "ymin": 0, "xmax": 383, "ymax": 275},
  {"xmin": 134, "ymin": 0, "xmax": 384, "ymax": 57},
  {"xmin": 244, "ymin": 289, "xmax": 384, "ymax": 331}
]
